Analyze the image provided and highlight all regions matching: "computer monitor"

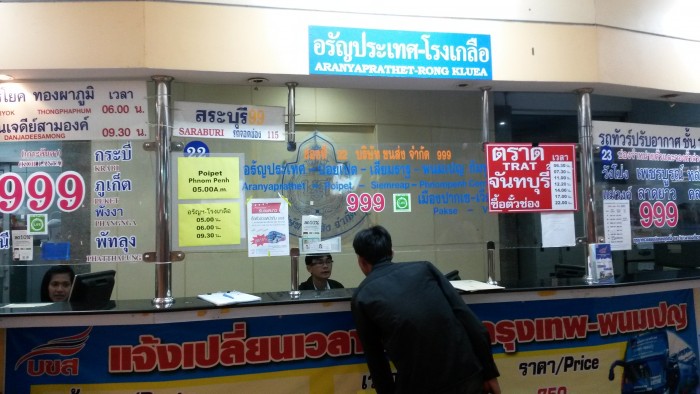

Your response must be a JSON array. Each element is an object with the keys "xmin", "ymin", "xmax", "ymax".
[{"xmin": 68, "ymin": 270, "xmax": 116, "ymax": 309}]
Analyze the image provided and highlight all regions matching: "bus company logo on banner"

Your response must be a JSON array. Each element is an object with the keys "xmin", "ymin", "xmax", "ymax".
[
  {"xmin": 486, "ymin": 143, "xmax": 578, "ymax": 213},
  {"xmin": 309, "ymin": 26, "xmax": 492, "ymax": 80},
  {"xmin": 14, "ymin": 327, "xmax": 92, "ymax": 377}
]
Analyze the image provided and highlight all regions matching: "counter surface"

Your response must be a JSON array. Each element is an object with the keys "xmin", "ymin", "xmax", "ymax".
[{"xmin": 2, "ymin": 268, "xmax": 699, "ymax": 316}]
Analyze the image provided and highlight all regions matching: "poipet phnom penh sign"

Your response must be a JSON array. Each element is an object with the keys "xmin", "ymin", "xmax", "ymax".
[
  {"xmin": 486, "ymin": 143, "xmax": 578, "ymax": 213},
  {"xmin": 308, "ymin": 26, "xmax": 492, "ymax": 79}
]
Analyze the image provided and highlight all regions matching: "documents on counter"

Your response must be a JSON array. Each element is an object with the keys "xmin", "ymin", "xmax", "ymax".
[
  {"xmin": 197, "ymin": 291, "xmax": 262, "ymax": 306},
  {"xmin": 1, "ymin": 303, "xmax": 54, "ymax": 308},
  {"xmin": 450, "ymin": 280, "xmax": 504, "ymax": 292}
]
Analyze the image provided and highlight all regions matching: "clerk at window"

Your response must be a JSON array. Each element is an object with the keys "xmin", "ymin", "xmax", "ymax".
[{"xmin": 299, "ymin": 254, "xmax": 344, "ymax": 291}]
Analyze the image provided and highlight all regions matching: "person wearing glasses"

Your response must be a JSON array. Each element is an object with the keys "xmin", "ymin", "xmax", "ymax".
[{"xmin": 299, "ymin": 253, "xmax": 344, "ymax": 291}]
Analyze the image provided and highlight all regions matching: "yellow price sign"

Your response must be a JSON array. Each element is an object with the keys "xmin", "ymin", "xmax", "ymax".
[{"xmin": 178, "ymin": 202, "xmax": 240, "ymax": 247}]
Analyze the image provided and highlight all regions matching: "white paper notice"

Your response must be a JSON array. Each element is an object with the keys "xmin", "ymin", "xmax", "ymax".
[
  {"xmin": 12, "ymin": 230, "xmax": 33, "ymax": 261},
  {"xmin": 603, "ymin": 200, "xmax": 632, "ymax": 251},
  {"xmin": 301, "ymin": 215, "xmax": 322, "ymax": 248},
  {"xmin": 541, "ymin": 212, "xmax": 576, "ymax": 247},
  {"xmin": 300, "ymin": 236, "xmax": 341, "ymax": 254}
]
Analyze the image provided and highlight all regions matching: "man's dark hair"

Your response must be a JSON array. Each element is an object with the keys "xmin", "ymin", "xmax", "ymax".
[
  {"xmin": 352, "ymin": 225, "xmax": 393, "ymax": 265},
  {"xmin": 40, "ymin": 265, "xmax": 75, "ymax": 302},
  {"xmin": 304, "ymin": 253, "xmax": 332, "ymax": 266}
]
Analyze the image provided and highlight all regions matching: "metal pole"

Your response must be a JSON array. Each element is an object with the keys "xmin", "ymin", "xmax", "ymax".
[
  {"xmin": 480, "ymin": 87, "xmax": 498, "ymax": 284},
  {"xmin": 286, "ymin": 82, "xmax": 298, "ymax": 152},
  {"xmin": 481, "ymin": 86, "xmax": 491, "ymax": 150},
  {"xmin": 577, "ymin": 88, "xmax": 598, "ymax": 284},
  {"xmin": 152, "ymin": 75, "xmax": 175, "ymax": 306},
  {"xmin": 290, "ymin": 248, "xmax": 300, "ymax": 299}
]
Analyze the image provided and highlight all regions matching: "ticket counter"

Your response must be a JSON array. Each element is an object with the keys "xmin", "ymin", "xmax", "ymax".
[{"xmin": 3, "ymin": 273, "xmax": 700, "ymax": 393}]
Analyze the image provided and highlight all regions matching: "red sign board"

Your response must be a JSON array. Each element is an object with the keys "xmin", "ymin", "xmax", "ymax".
[{"xmin": 485, "ymin": 143, "xmax": 578, "ymax": 213}]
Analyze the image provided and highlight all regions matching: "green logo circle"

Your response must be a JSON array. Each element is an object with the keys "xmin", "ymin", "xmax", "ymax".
[
  {"xmin": 30, "ymin": 217, "xmax": 45, "ymax": 232},
  {"xmin": 395, "ymin": 195, "xmax": 409, "ymax": 209}
]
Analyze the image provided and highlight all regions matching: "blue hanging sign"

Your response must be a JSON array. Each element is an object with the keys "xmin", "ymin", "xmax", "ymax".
[{"xmin": 309, "ymin": 26, "xmax": 492, "ymax": 80}]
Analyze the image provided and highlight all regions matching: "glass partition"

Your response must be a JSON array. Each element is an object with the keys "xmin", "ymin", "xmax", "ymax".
[{"xmin": 3, "ymin": 82, "xmax": 698, "ymax": 307}]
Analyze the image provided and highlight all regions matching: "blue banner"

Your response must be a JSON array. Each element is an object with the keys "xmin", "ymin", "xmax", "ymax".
[
  {"xmin": 4, "ymin": 289, "xmax": 697, "ymax": 393},
  {"xmin": 309, "ymin": 26, "xmax": 492, "ymax": 80}
]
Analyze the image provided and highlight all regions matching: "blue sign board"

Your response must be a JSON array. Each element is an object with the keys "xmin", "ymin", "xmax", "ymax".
[{"xmin": 309, "ymin": 26, "xmax": 492, "ymax": 80}]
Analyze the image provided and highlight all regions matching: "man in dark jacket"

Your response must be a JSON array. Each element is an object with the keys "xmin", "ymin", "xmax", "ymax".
[
  {"xmin": 299, "ymin": 253, "xmax": 344, "ymax": 290},
  {"xmin": 351, "ymin": 225, "xmax": 501, "ymax": 394}
]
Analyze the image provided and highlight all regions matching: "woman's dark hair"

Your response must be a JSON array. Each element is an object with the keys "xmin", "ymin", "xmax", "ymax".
[
  {"xmin": 40, "ymin": 265, "xmax": 75, "ymax": 302},
  {"xmin": 352, "ymin": 225, "xmax": 393, "ymax": 265}
]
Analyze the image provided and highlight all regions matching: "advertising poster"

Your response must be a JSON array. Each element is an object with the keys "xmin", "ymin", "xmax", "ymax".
[
  {"xmin": 472, "ymin": 288, "xmax": 698, "ymax": 393},
  {"xmin": 594, "ymin": 121, "xmax": 700, "ymax": 245},
  {"xmin": 247, "ymin": 198, "xmax": 290, "ymax": 257}
]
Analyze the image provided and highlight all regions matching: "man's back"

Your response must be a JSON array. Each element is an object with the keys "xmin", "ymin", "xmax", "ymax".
[{"xmin": 352, "ymin": 261, "xmax": 491, "ymax": 393}]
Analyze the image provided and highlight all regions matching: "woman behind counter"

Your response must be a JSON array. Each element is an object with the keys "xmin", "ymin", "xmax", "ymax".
[{"xmin": 40, "ymin": 265, "xmax": 75, "ymax": 302}]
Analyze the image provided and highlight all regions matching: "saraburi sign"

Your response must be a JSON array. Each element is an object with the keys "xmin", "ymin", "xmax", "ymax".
[
  {"xmin": 308, "ymin": 26, "xmax": 492, "ymax": 80},
  {"xmin": 486, "ymin": 143, "xmax": 578, "ymax": 213},
  {"xmin": 174, "ymin": 101, "xmax": 285, "ymax": 141}
]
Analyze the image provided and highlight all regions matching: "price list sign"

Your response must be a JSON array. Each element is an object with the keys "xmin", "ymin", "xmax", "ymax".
[
  {"xmin": 0, "ymin": 80, "xmax": 148, "ymax": 141},
  {"xmin": 486, "ymin": 143, "xmax": 578, "ymax": 213}
]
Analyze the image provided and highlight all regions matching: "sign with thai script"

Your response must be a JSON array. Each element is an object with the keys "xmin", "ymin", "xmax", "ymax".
[
  {"xmin": 0, "ymin": 80, "xmax": 148, "ymax": 141},
  {"xmin": 594, "ymin": 121, "xmax": 700, "ymax": 245},
  {"xmin": 595, "ymin": 120, "xmax": 700, "ymax": 151},
  {"xmin": 486, "ymin": 143, "xmax": 578, "ymax": 213},
  {"xmin": 2, "ymin": 288, "xmax": 697, "ymax": 393},
  {"xmin": 174, "ymin": 101, "xmax": 285, "ymax": 141},
  {"xmin": 172, "ymin": 154, "xmax": 246, "ymax": 252},
  {"xmin": 309, "ymin": 26, "xmax": 492, "ymax": 79}
]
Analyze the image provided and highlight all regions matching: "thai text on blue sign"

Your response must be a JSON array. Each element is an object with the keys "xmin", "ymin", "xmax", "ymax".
[{"xmin": 309, "ymin": 26, "xmax": 492, "ymax": 80}]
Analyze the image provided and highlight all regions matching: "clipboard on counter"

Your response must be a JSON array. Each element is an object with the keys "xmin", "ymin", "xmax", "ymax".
[{"xmin": 197, "ymin": 291, "xmax": 262, "ymax": 306}]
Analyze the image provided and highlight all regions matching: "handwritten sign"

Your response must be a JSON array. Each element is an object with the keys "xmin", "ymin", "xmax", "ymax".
[{"xmin": 486, "ymin": 143, "xmax": 578, "ymax": 213}]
